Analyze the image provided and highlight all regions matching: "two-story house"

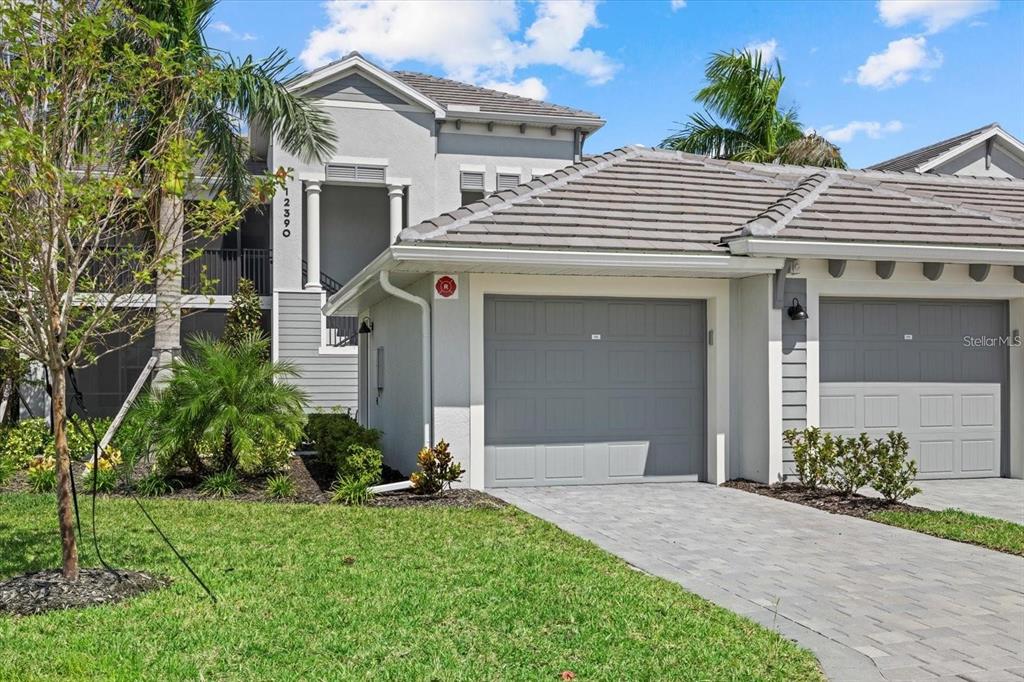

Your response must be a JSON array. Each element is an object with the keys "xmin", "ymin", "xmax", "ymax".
[{"xmin": 61, "ymin": 52, "xmax": 604, "ymax": 417}]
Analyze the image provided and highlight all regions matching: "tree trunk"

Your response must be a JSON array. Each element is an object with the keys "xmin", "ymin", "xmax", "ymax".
[
  {"xmin": 153, "ymin": 192, "xmax": 184, "ymax": 392},
  {"xmin": 50, "ymin": 367, "xmax": 79, "ymax": 581}
]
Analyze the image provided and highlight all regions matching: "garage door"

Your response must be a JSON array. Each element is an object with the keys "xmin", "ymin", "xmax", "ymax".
[
  {"xmin": 484, "ymin": 296, "xmax": 706, "ymax": 487},
  {"xmin": 820, "ymin": 298, "xmax": 1008, "ymax": 479}
]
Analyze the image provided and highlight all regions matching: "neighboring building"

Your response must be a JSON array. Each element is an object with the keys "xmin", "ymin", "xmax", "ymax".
[
  {"xmin": 326, "ymin": 146, "xmax": 1024, "ymax": 488},
  {"xmin": 65, "ymin": 52, "xmax": 604, "ymax": 417},
  {"xmin": 869, "ymin": 123, "xmax": 1024, "ymax": 179}
]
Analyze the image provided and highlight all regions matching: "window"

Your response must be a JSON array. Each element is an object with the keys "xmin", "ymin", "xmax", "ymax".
[{"xmin": 460, "ymin": 170, "xmax": 486, "ymax": 206}]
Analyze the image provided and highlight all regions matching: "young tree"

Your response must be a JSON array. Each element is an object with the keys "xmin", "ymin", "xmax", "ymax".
[
  {"xmin": 222, "ymin": 278, "xmax": 263, "ymax": 348},
  {"xmin": 661, "ymin": 49, "xmax": 846, "ymax": 168},
  {"xmin": 0, "ymin": 0, "xmax": 277, "ymax": 580}
]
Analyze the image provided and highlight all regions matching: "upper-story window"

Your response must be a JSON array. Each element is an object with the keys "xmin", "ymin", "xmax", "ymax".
[{"xmin": 460, "ymin": 171, "xmax": 486, "ymax": 205}]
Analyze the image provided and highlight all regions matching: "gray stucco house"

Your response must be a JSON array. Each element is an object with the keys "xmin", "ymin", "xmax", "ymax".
[{"xmin": 325, "ymin": 143, "xmax": 1024, "ymax": 489}]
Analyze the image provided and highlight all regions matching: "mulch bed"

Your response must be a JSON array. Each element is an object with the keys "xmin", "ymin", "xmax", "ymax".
[
  {"xmin": 0, "ymin": 568, "xmax": 167, "ymax": 617},
  {"xmin": 723, "ymin": 479, "xmax": 922, "ymax": 518},
  {"xmin": 366, "ymin": 488, "xmax": 506, "ymax": 509}
]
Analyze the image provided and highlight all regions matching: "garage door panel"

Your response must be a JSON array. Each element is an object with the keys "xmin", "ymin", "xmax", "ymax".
[
  {"xmin": 485, "ymin": 295, "xmax": 706, "ymax": 487},
  {"xmin": 821, "ymin": 298, "xmax": 1007, "ymax": 480}
]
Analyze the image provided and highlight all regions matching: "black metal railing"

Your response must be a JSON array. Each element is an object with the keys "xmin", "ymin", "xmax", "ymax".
[
  {"xmin": 325, "ymin": 315, "xmax": 359, "ymax": 347},
  {"xmin": 183, "ymin": 248, "xmax": 271, "ymax": 296}
]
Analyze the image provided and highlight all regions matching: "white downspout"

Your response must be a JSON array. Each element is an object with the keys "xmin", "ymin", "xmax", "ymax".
[{"xmin": 378, "ymin": 271, "xmax": 432, "ymax": 448}]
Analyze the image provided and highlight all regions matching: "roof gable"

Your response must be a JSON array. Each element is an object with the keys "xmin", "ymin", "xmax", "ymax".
[{"xmin": 869, "ymin": 124, "xmax": 1024, "ymax": 177}]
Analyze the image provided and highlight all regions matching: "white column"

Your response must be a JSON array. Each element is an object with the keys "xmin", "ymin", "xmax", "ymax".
[
  {"xmin": 305, "ymin": 181, "xmax": 322, "ymax": 289},
  {"xmin": 388, "ymin": 184, "xmax": 404, "ymax": 244}
]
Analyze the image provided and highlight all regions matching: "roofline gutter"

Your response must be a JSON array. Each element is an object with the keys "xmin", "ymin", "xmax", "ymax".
[
  {"xmin": 728, "ymin": 237, "xmax": 1024, "ymax": 266},
  {"xmin": 378, "ymin": 270, "xmax": 433, "ymax": 449}
]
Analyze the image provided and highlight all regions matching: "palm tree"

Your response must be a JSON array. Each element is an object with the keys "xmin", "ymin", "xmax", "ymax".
[
  {"xmin": 661, "ymin": 50, "xmax": 845, "ymax": 168},
  {"xmin": 129, "ymin": 0, "xmax": 336, "ymax": 388}
]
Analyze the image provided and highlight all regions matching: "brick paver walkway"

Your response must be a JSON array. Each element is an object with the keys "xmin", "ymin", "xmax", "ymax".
[
  {"xmin": 495, "ymin": 483, "xmax": 1024, "ymax": 682},
  {"xmin": 864, "ymin": 479, "xmax": 1024, "ymax": 525}
]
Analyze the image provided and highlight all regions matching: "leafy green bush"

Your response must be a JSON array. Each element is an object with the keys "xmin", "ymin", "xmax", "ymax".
[
  {"xmin": 783, "ymin": 426, "xmax": 835, "ymax": 489},
  {"xmin": 410, "ymin": 440, "xmax": 464, "ymax": 495},
  {"xmin": 145, "ymin": 334, "xmax": 307, "ymax": 475},
  {"xmin": 0, "ymin": 418, "xmax": 51, "ymax": 467},
  {"xmin": 305, "ymin": 411, "xmax": 380, "ymax": 477},
  {"xmin": 26, "ymin": 455, "xmax": 56, "ymax": 493},
  {"xmin": 338, "ymin": 444, "xmax": 382, "ymax": 485},
  {"xmin": 872, "ymin": 431, "xmax": 920, "ymax": 502},
  {"xmin": 66, "ymin": 415, "xmax": 113, "ymax": 461},
  {"xmin": 330, "ymin": 475, "xmax": 374, "ymax": 506},
  {"xmin": 134, "ymin": 473, "xmax": 174, "ymax": 497},
  {"xmin": 828, "ymin": 434, "xmax": 877, "ymax": 497},
  {"xmin": 265, "ymin": 474, "xmax": 296, "ymax": 499},
  {"xmin": 197, "ymin": 470, "xmax": 243, "ymax": 498},
  {"xmin": 81, "ymin": 447, "xmax": 122, "ymax": 493},
  {"xmin": 223, "ymin": 278, "xmax": 264, "ymax": 348},
  {"xmin": 0, "ymin": 451, "xmax": 15, "ymax": 487}
]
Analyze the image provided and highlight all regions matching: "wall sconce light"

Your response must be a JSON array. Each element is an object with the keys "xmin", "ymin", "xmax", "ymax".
[
  {"xmin": 787, "ymin": 298, "xmax": 809, "ymax": 321},
  {"xmin": 358, "ymin": 318, "xmax": 373, "ymax": 335}
]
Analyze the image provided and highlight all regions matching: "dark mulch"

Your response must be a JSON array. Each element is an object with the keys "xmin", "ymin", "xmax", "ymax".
[
  {"xmin": 0, "ymin": 568, "xmax": 167, "ymax": 617},
  {"xmin": 366, "ymin": 488, "xmax": 506, "ymax": 509},
  {"xmin": 723, "ymin": 479, "xmax": 921, "ymax": 518}
]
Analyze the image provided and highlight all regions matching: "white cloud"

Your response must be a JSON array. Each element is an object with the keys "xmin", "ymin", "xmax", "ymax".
[
  {"xmin": 670, "ymin": 0, "xmax": 686, "ymax": 10},
  {"xmin": 481, "ymin": 77, "xmax": 549, "ymax": 100},
  {"xmin": 744, "ymin": 38, "xmax": 779, "ymax": 63},
  {"xmin": 209, "ymin": 21, "xmax": 256, "ymax": 41},
  {"xmin": 821, "ymin": 120, "xmax": 904, "ymax": 143},
  {"xmin": 877, "ymin": 0, "xmax": 997, "ymax": 34},
  {"xmin": 300, "ymin": 0, "xmax": 618, "ymax": 100},
  {"xmin": 855, "ymin": 37, "xmax": 942, "ymax": 89}
]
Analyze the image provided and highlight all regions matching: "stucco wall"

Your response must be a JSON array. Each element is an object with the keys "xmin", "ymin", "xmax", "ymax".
[
  {"xmin": 729, "ymin": 275, "xmax": 775, "ymax": 482},
  {"xmin": 932, "ymin": 139, "xmax": 1024, "ymax": 179}
]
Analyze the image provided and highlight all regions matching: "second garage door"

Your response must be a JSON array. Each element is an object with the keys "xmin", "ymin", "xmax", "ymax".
[
  {"xmin": 820, "ymin": 298, "xmax": 1008, "ymax": 479},
  {"xmin": 484, "ymin": 296, "xmax": 706, "ymax": 487}
]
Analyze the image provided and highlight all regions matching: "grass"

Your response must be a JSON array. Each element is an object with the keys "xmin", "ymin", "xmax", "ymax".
[
  {"xmin": 0, "ymin": 493, "xmax": 822, "ymax": 681},
  {"xmin": 869, "ymin": 507, "xmax": 1024, "ymax": 556}
]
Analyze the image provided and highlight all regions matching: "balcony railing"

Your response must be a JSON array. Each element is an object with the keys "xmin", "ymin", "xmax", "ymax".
[{"xmin": 183, "ymin": 248, "xmax": 271, "ymax": 296}]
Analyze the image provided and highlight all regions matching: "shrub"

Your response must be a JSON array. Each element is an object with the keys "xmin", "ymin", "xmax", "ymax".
[
  {"xmin": 305, "ymin": 411, "xmax": 380, "ymax": 476},
  {"xmin": 0, "ymin": 418, "xmax": 51, "ymax": 467},
  {"xmin": 0, "ymin": 451, "xmax": 15, "ymax": 487},
  {"xmin": 26, "ymin": 455, "xmax": 56, "ymax": 493},
  {"xmin": 783, "ymin": 426, "xmax": 835, "ymax": 490},
  {"xmin": 81, "ymin": 447, "xmax": 122, "ymax": 493},
  {"xmin": 223, "ymin": 278, "xmax": 264, "ymax": 348},
  {"xmin": 410, "ymin": 440, "xmax": 464, "ymax": 495},
  {"xmin": 197, "ymin": 470, "xmax": 243, "ymax": 498},
  {"xmin": 828, "ymin": 434, "xmax": 877, "ymax": 497},
  {"xmin": 338, "ymin": 444, "xmax": 382, "ymax": 485},
  {"xmin": 265, "ymin": 474, "xmax": 296, "ymax": 500},
  {"xmin": 330, "ymin": 475, "xmax": 374, "ymax": 506},
  {"xmin": 134, "ymin": 473, "xmax": 174, "ymax": 497},
  {"xmin": 145, "ymin": 334, "xmax": 308, "ymax": 475},
  {"xmin": 872, "ymin": 431, "xmax": 920, "ymax": 502},
  {"xmin": 66, "ymin": 416, "xmax": 113, "ymax": 461}
]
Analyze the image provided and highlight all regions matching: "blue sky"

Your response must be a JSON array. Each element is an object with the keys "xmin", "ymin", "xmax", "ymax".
[{"xmin": 208, "ymin": 0, "xmax": 1024, "ymax": 168}]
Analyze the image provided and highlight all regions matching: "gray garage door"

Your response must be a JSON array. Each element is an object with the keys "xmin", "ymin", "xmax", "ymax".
[
  {"xmin": 484, "ymin": 296, "xmax": 706, "ymax": 487},
  {"xmin": 820, "ymin": 298, "xmax": 1008, "ymax": 479}
]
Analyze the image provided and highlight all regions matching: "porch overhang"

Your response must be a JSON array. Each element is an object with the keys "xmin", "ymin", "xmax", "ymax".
[{"xmin": 728, "ymin": 237, "xmax": 1024, "ymax": 267}]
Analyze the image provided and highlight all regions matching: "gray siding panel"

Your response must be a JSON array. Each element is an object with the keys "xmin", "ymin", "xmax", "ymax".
[
  {"xmin": 306, "ymin": 73, "xmax": 409, "ymax": 105},
  {"xmin": 781, "ymin": 278, "xmax": 808, "ymax": 477},
  {"xmin": 277, "ymin": 291, "xmax": 358, "ymax": 412}
]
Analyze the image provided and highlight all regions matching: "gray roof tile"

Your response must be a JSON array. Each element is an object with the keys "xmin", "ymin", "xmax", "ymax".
[{"xmin": 867, "ymin": 123, "xmax": 999, "ymax": 172}]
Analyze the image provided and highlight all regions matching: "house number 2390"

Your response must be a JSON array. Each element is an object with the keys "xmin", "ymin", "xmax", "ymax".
[{"xmin": 281, "ymin": 186, "xmax": 291, "ymax": 238}]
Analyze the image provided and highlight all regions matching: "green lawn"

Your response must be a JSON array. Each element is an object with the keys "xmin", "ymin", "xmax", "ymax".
[
  {"xmin": 0, "ymin": 493, "xmax": 822, "ymax": 681},
  {"xmin": 869, "ymin": 507, "xmax": 1024, "ymax": 556}
]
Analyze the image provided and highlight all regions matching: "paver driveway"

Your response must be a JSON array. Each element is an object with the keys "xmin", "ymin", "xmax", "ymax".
[
  {"xmin": 495, "ymin": 483, "xmax": 1024, "ymax": 682},
  {"xmin": 865, "ymin": 479, "xmax": 1024, "ymax": 525}
]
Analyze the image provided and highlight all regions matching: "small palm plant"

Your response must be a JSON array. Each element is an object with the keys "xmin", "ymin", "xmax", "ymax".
[{"xmin": 148, "ymin": 333, "xmax": 307, "ymax": 475}]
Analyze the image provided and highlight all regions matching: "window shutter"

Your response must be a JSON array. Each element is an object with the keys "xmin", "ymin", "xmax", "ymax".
[
  {"xmin": 496, "ymin": 173, "xmax": 521, "ymax": 191},
  {"xmin": 460, "ymin": 171, "xmax": 485, "ymax": 191}
]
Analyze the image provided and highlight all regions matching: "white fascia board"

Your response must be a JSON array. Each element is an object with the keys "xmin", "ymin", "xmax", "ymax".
[
  {"xmin": 322, "ymin": 249, "xmax": 396, "ymax": 316},
  {"xmin": 392, "ymin": 245, "xmax": 784, "ymax": 272},
  {"xmin": 288, "ymin": 56, "xmax": 446, "ymax": 119},
  {"xmin": 450, "ymin": 109, "xmax": 604, "ymax": 131},
  {"xmin": 729, "ymin": 237, "xmax": 1024, "ymax": 266},
  {"xmin": 918, "ymin": 127, "xmax": 1024, "ymax": 173}
]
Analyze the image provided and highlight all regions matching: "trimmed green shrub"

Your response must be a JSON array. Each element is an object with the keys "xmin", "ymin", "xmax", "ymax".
[
  {"xmin": 783, "ymin": 426, "xmax": 836, "ymax": 490},
  {"xmin": 410, "ymin": 440, "xmax": 464, "ymax": 495},
  {"xmin": 0, "ymin": 418, "xmax": 51, "ymax": 467},
  {"xmin": 265, "ymin": 474, "xmax": 296, "ymax": 499},
  {"xmin": 198, "ymin": 470, "xmax": 243, "ymax": 498},
  {"xmin": 305, "ymin": 411, "xmax": 381, "ymax": 477},
  {"xmin": 66, "ymin": 415, "xmax": 113, "ymax": 461},
  {"xmin": 338, "ymin": 444, "xmax": 382, "ymax": 485},
  {"xmin": 223, "ymin": 278, "xmax": 263, "ymax": 348},
  {"xmin": 872, "ymin": 431, "xmax": 920, "ymax": 502},
  {"xmin": 828, "ymin": 434, "xmax": 878, "ymax": 497}
]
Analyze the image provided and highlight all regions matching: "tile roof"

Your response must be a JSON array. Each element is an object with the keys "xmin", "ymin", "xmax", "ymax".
[
  {"xmin": 398, "ymin": 147, "xmax": 1024, "ymax": 253},
  {"xmin": 867, "ymin": 123, "xmax": 998, "ymax": 172},
  {"xmin": 392, "ymin": 71, "xmax": 603, "ymax": 124}
]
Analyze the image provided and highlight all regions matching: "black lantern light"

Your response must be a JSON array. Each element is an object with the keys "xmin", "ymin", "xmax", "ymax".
[
  {"xmin": 357, "ymin": 318, "xmax": 373, "ymax": 335},
  {"xmin": 787, "ymin": 297, "xmax": 809, "ymax": 321}
]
